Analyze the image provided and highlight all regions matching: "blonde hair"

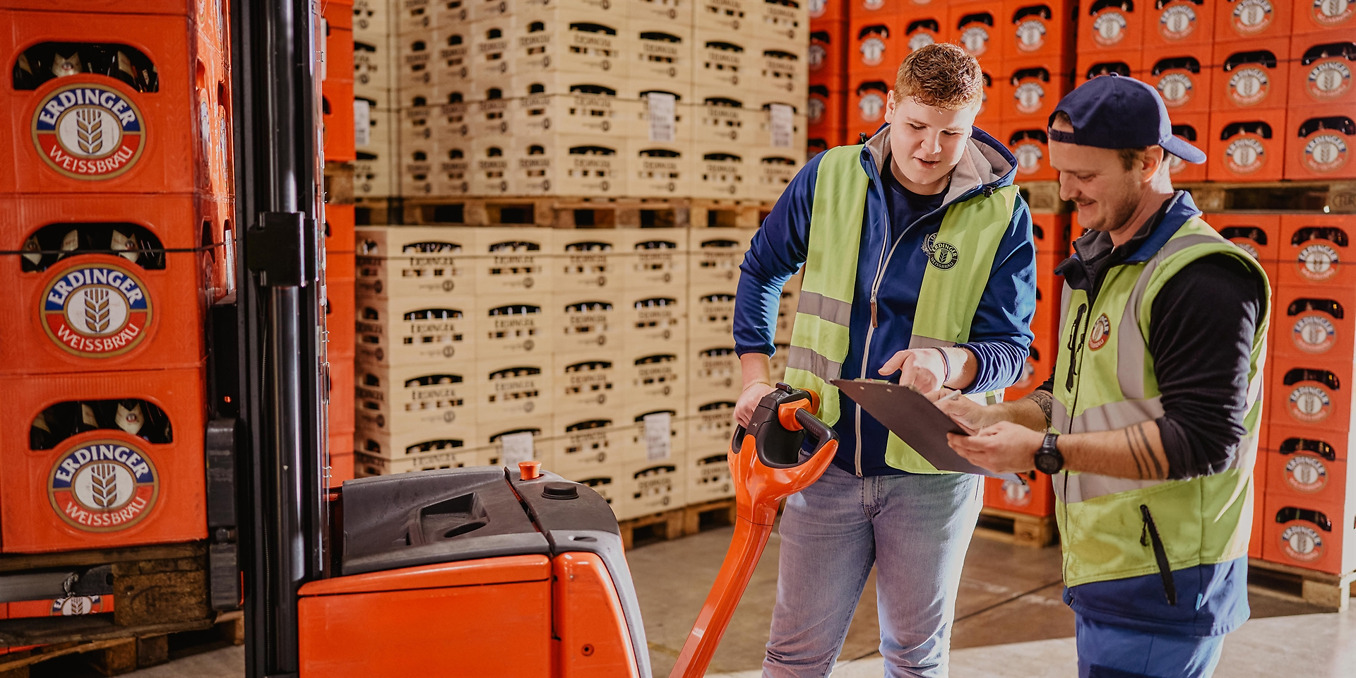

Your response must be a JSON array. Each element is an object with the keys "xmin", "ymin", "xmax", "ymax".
[{"xmin": 893, "ymin": 43, "xmax": 983, "ymax": 110}]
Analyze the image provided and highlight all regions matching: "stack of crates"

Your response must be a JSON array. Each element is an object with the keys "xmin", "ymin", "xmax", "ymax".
[
  {"xmin": 353, "ymin": 0, "xmax": 396, "ymax": 199},
  {"xmin": 1074, "ymin": 1, "xmax": 1356, "ymax": 184},
  {"xmin": 1255, "ymin": 213, "xmax": 1356, "ymax": 574},
  {"xmin": 323, "ymin": 0, "xmax": 359, "ymax": 485},
  {"xmin": 374, "ymin": 0, "xmax": 808, "ymax": 202},
  {"xmin": 0, "ymin": 0, "xmax": 233, "ymax": 609},
  {"xmin": 994, "ymin": 0, "xmax": 1075, "ymax": 183},
  {"xmin": 808, "ymin": 0, "xmax": 848, "ymax": 155}
]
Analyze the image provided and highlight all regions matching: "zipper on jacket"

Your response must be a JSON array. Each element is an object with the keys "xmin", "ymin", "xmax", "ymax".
[
  {"xmin": 1064, "ymin": 303, "xmax": 1088, "ymax": 393},
  {"xmin": 1139, "ymin": 504, "xmax": 1179, "ymax": 606}
]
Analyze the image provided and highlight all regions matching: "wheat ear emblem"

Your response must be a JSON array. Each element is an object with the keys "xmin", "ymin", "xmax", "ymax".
[
  {"xmin": 85, "ymin": 288, "xmax": 110, "ymax": 333},
  {"xmin": 66, "ymin": 598, "xmax": 90, "ymax": 615},
  {"xmin": 90, "ymin": 463, "xmax": 120, "ymax": 510},
  {"xmin": 77, "ymin": 109, "xmax": 104, "ymax": 156}
]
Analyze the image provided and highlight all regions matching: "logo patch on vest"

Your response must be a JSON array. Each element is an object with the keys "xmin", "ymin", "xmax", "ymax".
[
  {"xmin": 1087, "ymin": 313, "xmax": 1111, "ymax": 350},
  {"xmin": 49, "ymin": 439, "xmax": 159, "ymax": 533},
  {"xmin": 921, "ymin": 233, "xmax": 959, "ymax": 270},
  {"xmin": 1284, "ymin": 456, "xmax": 1329, "ymax": 493}
]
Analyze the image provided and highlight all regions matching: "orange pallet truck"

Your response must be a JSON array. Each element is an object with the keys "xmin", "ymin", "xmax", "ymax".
[{"xmin": 226, "ymin": 5, "xmax": 837, "ymax": 678}]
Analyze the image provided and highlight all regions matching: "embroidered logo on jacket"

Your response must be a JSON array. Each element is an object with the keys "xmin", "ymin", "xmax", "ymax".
[{"xmin": 922, "ymin": 233, "xmax": 959, "ymax": 270}]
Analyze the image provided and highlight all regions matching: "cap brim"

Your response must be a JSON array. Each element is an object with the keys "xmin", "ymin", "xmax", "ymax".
[{"xmin": 1161, "ymin": 135, "xmax": 1206, "ymax": 164}]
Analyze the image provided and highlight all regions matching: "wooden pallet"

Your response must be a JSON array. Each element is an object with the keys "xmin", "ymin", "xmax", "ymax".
[
  {"xmin": 1182, "ymin": 180, "xmax": 1356, "ymax": 213},
  {"xmin": 617, "ymin": 508, "xmax": 685, "ymax": 550},
  {"xmin": 682, "ymin": 497, "xmax": 737, "ymax": 535},
  {"xmin": 975, "ymin": 507, "xmax": 1059, "ymax": 548},
  {"xmin": 689, "ymin": 199, "xmax": 771, "ymax": 229},
  {"xmin": 0, "ymin": 611, "xmax": 241, "ymax": 678},
  {"xmin": 1247, "ymin": 558, "xmax": 1356, "ymax": 613},
  {"xmin": 353, "ymin": 198, "xmax": 398, "ymax": 226}
]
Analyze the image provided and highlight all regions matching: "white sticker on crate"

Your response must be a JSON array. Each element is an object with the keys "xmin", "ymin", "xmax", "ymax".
[
  {"xmin": 355, "ymin": 100, "xmax": 372, "ymax": 147},
  {"xmin": 645, "ymin": 411, "xmax": 672, "ymax": 461},
  {"xmin": 648, "ymin": 92, "xmax": 677, "ymax": 143},
  {"xmin": 770, "ymin": 103, "xmax": 794, "ymax": 149},
  {"xmin": 500, "ymin": 431, "xmax": 536, "ymax": 468}
]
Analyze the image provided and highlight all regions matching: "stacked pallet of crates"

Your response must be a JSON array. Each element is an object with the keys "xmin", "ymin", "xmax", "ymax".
[
  {"xmin": 807, "ymin": 0, "xmax": 849, "ymax": 155},
  {"xmin": 324, "ymin": 0, "xmax": 359, "ymax": 486},
  {"xmin": 353, "ymin": 0, "xmax": 397, "ymax": 202},
  {"xmin": 981, "ymin": 1, "xmax": 1074, "ymax": 519},
  {"xmin": 0, "ymin": 0, "xmax": 233, "ymax": 632}
]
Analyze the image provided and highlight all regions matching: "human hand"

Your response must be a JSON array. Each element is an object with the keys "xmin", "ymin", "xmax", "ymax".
[
  {"xmin": 928, "ymin": 389, "xmax": 985, "ymax": 435},
  {"xmin": 879, "ymin": 349, "xmax": 947, "ymax": 393},
  {"xmin": 947, "ymin": 421, "xmax": 1044, "ymax": 474},
  {"xmin": 734, "ymin": 381, "xmax": 778, "ymax": 427}
]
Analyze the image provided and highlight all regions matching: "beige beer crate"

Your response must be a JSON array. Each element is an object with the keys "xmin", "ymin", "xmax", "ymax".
[
  {"xmin": 468, "ymin": 0, "xmax": 516, "ymax": 22},
  {"xmin": 692, "ymin": 146, "xmax": 750, "ymax": 199},
  {"xmin": 626, "ymin": 0, "xmax": 697, "ymax": 24},
  {"xmin": 554, "ymin": 229, "xmax": 627, "ymax": 295},
  {"xmin": 398, "ymin": 138, "xmax": 439, "ymax": 198},
  {"xmin": 750, "ymin": 45, "xmax": 806, "ymax": 107},
  {"xmin": 355, "ymin": 225, "xmax": 478, "ymax": 299},
  {"xmin": 689, "ymin": 229, "xmax": 748, "ymax": 281},
  {"xmin": 624, "ymin": 139, "xmax": 695, "ymax": 199},
  {"xmin": 693, "ymin": 96, "xmax": 757, "ymax": 145},
  {"xmin": 622, "ymin": 350, "xmax": 687, "ymax": 414},
  {"xmin": 395, "ymin": 0, "xmax": 463, "ymax": 34},
  {"xmin": 687, "ymin": 399, "xmax": 736, "ymax": 454},
  {"xmin": 480, "ymin": 427, "xmax": 558, "ymax": 471},
  {"xmin": 468, "ymin": 94, "xmax": 515, "ymax": 138},
  {"xmin": 434, "ymin": 28, "xmax": 474, "ymax": 86},
  {"xmin": 614, "ymin": 411, "xmax": 689, "ymax": 520},
  {"xmin": 434, "ymin": 137, "xmax": 474, "ymax": 197},
  {"xmin": 688, "ymin": 345, "xmax": 740, "ymax": 409},
  {"xmin": 398, "ymin": 102, "xmax": 437, "ymax": 148},
  {"xmin": 477, "ymin": 295, "xmax": 555, "ymax": 360},
  {"xmin": 354, "ymin": 152, "xmax": 396, "ymax": 200},
  {"xmin": 354, "ymin": 360, "xmax": 478, "ymax": 438},
  {"xmin": 752, "ymin": 152, "xmax": 801, "ymax": 202},
  {"xmin": 514, "ymin": 89, "xmax": 642, "ymax": 138},
  {"xmin": 353, "ymin": 0, "xmax": 394, "ymax": 40},
  {"xmin": 355, "ymin": 423, "xmax": 481, "ymax": 462},
  {"xmin": 470, "ymin": 137, "xmax": 517, "ymax": 196},
  {"xmin": 754, "ymin": 0, "xmax": 808, "ymax": 43},
  {"xmin": 688, "ymin": 283, "xmax": 738, "ymax": 347},
  {"xmin": 470, "ymin": 18, "xmax": 516, "ymax": 94},
  {"xmin": 631, "ymin": 23, "xmax": 696, "ymax": 96},
  {"xmin": 431, "ymin": 95, "xmax": 472, "ymax": 139},
  {"xmin": 511, "ymin": 7, "xmax": 630, "ymax": 88},
  {"xmin": 474, "ymin": 226, "xmax": 553, "ymax": 294},
  {"xmin": 354, "ymin": 34, "xmax": 395, "ymax": 104},
  {"xmin": 555, "ymin": 291, "xmax": 626, "ymax": 355},
  {"xmin": 355, "ymin": 445, "xmax": 488, "ymax": 477},
  {"xmin": 509, "ymin": 134, "xmax": 627, "ymax": 197},
  {"xmin": 692, "ymin": 31, "xmax": 750, "ymax": 104},
  {"xmin": 617, "ymin": 228, "xmax": 689, "ymax": 290},
  {"xmin": 477, "ymin": 356, "xmax": 554, "ymax": 424},
  {"xmin": 551, "ymin": 413, "xmax": 628, "ymax": 479},
  {"xmin": 694, "ymin": 0, "xmax": 756, "ymax": 35},
  {"xmin": 355, "ymin": 104, "xmax": 394, "ymax": 158},
  {"xmin": 356, "ymin": 295, "xmax": 478, "ymax": 367},
  {"xmin": 687, "ymin": 444, "xmax": 736, "ymax": 503},
  {"xmin": 622, "ymin": 291, "xmax": 687, "ymax": 350},
  {"xmin": 633, "ymin": 94, "xmax": 695, "ymax": 144},
  {"xmin": 553, "ymin": 351, "xmax": 626, "ymax": 413}
]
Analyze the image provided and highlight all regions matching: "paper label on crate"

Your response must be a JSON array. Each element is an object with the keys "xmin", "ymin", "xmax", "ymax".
[
  {"xmin": 31, "ymin": 83, "xmax": 147, "ymax": 181},
  {"xmin": 770, "ymin": 104, "xmax": 794, "ymax": 149},
  {"xmin": 644, "ymin": 412, "xmax": 672, "ymax": 461},
  {"xmin": 354, "ymin": 100, "xmax": 372, "ymax": 147},
  {"xmin": 646, "ymin": 92, "xmax": 677, "ymax": 143},
  {"xmin": 500, "ymin": 431, "xmax": 536, "ymax": 468}
]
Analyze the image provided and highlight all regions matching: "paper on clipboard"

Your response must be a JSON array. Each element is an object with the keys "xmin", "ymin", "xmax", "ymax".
[{"xmin": 831, "ymin": 379, "xmax": 1023, "ymax": 482}]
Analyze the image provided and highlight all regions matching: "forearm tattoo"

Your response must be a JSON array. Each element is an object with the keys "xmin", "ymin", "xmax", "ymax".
[
  {"xmin": 1124, "ymin": 422, "xmax": 1166, "ymax": 479},
  {"xmin": 1027, "ymin": 390, "xmax": 1054, "ymax": 426}
]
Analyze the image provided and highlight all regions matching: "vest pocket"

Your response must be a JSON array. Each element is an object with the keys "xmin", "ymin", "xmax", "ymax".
[{"xmin": 1139, "ymin": 504, "xmax": 1178, "ymax": 606}]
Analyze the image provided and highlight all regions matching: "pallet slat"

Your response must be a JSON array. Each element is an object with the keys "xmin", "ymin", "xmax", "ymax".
[
  {"xmin": 1248, "ymin": 558, "xmax": 1356, "ymax": 613},
  {"xmin": 975, "ymin": 507, "xmax": 1059, "ymax": 548}
]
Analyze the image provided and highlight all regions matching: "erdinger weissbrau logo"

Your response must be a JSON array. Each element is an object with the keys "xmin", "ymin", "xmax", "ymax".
[
  {"xmin": 49, "ymin": 440, "xmax": 159, "ymax": 532},
  {"xmin": 32, "ymin": 83, "xmax": 146, "ymax": 180},
  {"xmin": 42, "ymin": 263, "xmax": 152, "ymax": 357}
]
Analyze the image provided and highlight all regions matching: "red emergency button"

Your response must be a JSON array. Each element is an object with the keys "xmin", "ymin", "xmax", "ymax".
[{"xmin": 518, "ymin": 460, "xmax": 541, "ymax": 480}]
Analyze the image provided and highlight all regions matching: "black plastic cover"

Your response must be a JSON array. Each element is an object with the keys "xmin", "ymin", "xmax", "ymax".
[{"xmin": 339, "ymin": 467, "xmax": 549, "ymax": 576}]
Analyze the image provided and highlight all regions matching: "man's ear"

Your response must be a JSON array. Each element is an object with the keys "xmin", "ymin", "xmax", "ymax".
[
  {"xmin": 1141, "ymin": 146, "xmax": 1165, "ymax": 182},
  {"xmin": 884, "ymin": 91, "xmax": 896, "ymax": 119}
]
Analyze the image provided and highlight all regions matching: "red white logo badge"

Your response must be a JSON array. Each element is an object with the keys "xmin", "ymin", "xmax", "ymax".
[
  {"xmin": 1288, "ymin": 385, "xmax": 1332, "ymax": 422},
  {"xmin": 31, "ymin": 83, "xmax": 145, "ymax": 180},
  {"xmin": 41, "ymin": 262, "xmax": 152, "ymax": 358},
  {"xmin": 1088, "ymin": 313, "xmax": 1112, "ymax": 350},
  {"xmin": 1281, "ymin": 524, "xmax": 1325, "ymax": 562},
  {"xmin": 1284, "ymin": 456, "xmax": 1329, "ymax": 493},
  {"xmin": 1231, "ymin": 0, "xmax": 1276, "ymax": 35},
  {"xmin": 48, "ymin": 440, "xmax": 159, "ymax": 533},
  {"xmin": 1293, "ymin": 316, "xmax": 1337, "ymax": 353}
]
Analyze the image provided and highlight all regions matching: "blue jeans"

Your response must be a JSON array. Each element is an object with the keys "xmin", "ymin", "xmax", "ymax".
[
  {"xmin": 1075, "ymin": 615, "xmax": 1226, "ymax": 678},
  {"xmin": 762, "ymin": 461, "xmax": 984, "ymax": 678}
]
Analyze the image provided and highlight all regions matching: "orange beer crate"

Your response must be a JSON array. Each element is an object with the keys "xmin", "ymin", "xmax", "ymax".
[
  {"xmin": 0, "ymin": 365, "xmax": 208, "ymax": 553},
  {"xmin": 2, "ymin": 10, "xmax": 233, "ymax": 198},
  {"xmin": 0, "ymin": 194, "xmax": 216, "ymax": 376}
]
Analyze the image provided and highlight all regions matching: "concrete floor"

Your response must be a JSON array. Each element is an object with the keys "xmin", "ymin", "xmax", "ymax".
[{"xmin": 62, "ymin": 523, "xmax": 1356, "ymax": 677}]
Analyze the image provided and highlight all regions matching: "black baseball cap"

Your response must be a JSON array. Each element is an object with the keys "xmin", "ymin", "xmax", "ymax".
[{"xmin": 1047, "ymin": 73, "xmax": 1206, "ymax": 164}]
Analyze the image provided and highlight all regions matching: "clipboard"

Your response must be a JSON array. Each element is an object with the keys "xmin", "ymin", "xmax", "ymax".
[{"xmin": 831, "ymin": 379, "xmax": 1024, "ymax": 482}]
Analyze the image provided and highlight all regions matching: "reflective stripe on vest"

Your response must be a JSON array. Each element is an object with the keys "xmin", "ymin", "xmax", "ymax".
[
  {"xmin": 1051, "ymin": 217, "xmax": 1271, "ymax": 587},
  {"xmin": 782, "ymin": 144, "xmax": 1019, "ymax": 473}
]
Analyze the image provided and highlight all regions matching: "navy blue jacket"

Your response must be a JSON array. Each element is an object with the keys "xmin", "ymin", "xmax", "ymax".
[{"xmin": 734, "ymin": 125, "xmax": 1038, "ymax": 477}]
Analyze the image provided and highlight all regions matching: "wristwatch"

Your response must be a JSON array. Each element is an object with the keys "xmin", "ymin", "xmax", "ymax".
[{"xmin": 1034, "ymin": 432, "xmax": 1063, "ymax": 474}]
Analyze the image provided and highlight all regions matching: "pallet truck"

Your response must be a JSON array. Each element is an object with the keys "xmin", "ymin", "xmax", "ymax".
[{"xmin": 227, "ymin": 3, "xmax": 838, "ymax": 676}]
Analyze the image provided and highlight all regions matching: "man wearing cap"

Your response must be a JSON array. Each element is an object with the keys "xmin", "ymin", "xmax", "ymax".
[{"xmin": 934, "ymin": 73, "xmax": 1271, "ymax": 677}]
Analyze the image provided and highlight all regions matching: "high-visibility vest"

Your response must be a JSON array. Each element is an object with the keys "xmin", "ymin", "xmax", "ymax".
[
  {"xmin": 782, "ymin": 144, "xmax": 1019, "ymax": 473},
  {"xmin": 1051, "ymin": 216, "xmax": 1271, "ymax": 588}
]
